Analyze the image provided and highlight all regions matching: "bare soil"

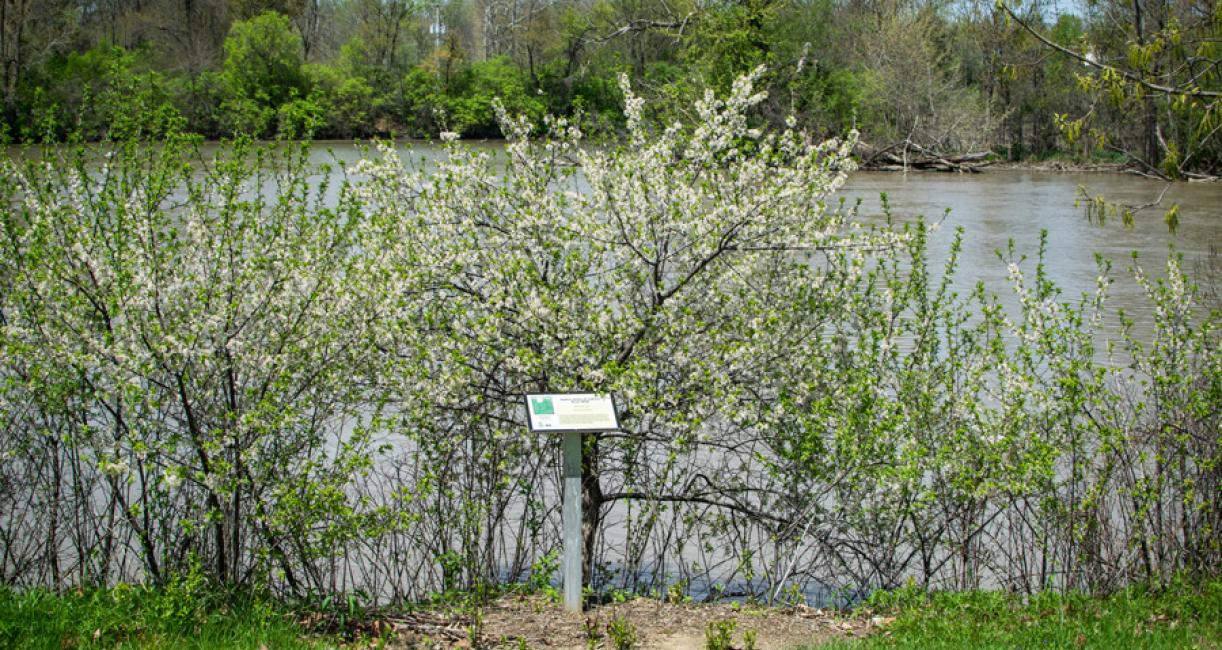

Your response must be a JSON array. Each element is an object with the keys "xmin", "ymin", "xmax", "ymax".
[{"xmin": 380, "ymin": 595, "xmax": 884, "ymax": 650}]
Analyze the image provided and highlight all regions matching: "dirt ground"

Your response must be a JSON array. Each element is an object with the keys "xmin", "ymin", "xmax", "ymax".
[{"xmin": 380, "ymin": 595, "xmax": 887, "ymax": 649}]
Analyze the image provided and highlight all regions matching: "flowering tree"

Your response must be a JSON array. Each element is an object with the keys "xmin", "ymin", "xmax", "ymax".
[
  {"xmin": 0, "ymin": 138, "xmax": 404, "ymax": 589},
  {"xmin": 1, "ymin": 68, "xmax": 1216, "ymax": 601},
  {"xmin": 352, "ymin": 66, "xmax": 902, "ymax": 588}
]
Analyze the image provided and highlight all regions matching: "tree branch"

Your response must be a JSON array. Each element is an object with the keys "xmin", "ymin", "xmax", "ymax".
[
  {"xmin": 584, "ymin": 13, "xmax": 695, "ymax": 45},
  {"xmin": 601, "ymin": 490, "xmax": 790, "ymax": 526},
  {"xmin": 1000, "ymin": 3, "xmax": 1221, "ymax": 100}
]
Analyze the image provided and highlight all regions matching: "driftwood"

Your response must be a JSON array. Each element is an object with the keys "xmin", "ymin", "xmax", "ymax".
[
  {"xmin": 380, "ymin": 611, "xmax": 476, "ymax": 644},
  {"xmin": 855, "ymin": 141, "xmax": 995, "ymax": 173}
]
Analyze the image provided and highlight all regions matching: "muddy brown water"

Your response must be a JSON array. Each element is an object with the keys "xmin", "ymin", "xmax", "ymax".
[
  {"xmin": 841, "ymin": 170, "xmax": 1221, "ymax": 338},
  {"xmin": 225, "ymin": 141, "xmax": 1222, "ymax": 331}
]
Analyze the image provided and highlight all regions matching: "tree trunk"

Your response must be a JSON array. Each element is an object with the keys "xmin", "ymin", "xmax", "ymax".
[
  {"xmin": 581, "ymin": 433, "xmax": 603, "ymax": 589},
  {"xmin": 1134, "ymin": 0, "xmax": 1162, "ymax": 168}
]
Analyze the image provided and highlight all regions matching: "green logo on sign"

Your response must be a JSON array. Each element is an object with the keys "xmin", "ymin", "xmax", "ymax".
[{"xmin": 531, "ymin": 397, "xmax": 555, "ymax": 415}]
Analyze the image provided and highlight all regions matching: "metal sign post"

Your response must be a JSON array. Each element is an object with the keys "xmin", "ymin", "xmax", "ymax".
[
  {"xmin": 561, "ymin": 429, "xmax": 583, "ymax": 613},
  {"xmin": 525, "ymin": 393, "xmax": 619, "ymax": 613}
]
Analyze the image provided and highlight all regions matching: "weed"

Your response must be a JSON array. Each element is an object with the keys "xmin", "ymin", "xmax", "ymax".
[
  {"xmin": 667, "ymin": 580, "xmax": 689, "ymax": 605},
  {"xmin": 607, "ymin": 616, "xmax": 638, "ymax": 650},
  {"xmin": 464, "ymin": 605, "xmax": 485, "ymax": 649},
  {"xmin": 525, "ymin": 550, "xmax": 560, "ymax": 599},
  {"xmin": 705, "ymin": 618, "xmax": 737, "ymax": 650},
  {"xmin": 583, "ymin": 615, "xmax": 604, "ymax": 650}
]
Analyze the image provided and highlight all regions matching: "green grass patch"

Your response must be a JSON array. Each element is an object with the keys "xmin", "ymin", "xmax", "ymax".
[
  {"xmin": 0, "ymin": 583, "xmax": 344, "ymax": 649},
  {"xmin": 817, "ymin": 578, "xmax": 1222, "ymax": 649}
]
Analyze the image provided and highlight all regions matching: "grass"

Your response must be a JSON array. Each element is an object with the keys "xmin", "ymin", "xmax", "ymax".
[
  {"xmin": 4, "ymin": 577, "xmax": 1220, "ymax": 649},
  {"xmin": 0, "ymin": 584, "xmax": 345, "ymax": 649},
  {"xmin": 816, "ymin": 578, "xmax": 1222, "ymax": 650}
]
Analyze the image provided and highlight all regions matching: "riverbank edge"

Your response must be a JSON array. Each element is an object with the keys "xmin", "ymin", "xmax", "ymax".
[
  {"xmin": 3, "ymin": 578, "xmax": 1220, "ymax": 649},
  {"xmin": 9, "ymin": 137, "xmax": 1205, "ymax": 180}
]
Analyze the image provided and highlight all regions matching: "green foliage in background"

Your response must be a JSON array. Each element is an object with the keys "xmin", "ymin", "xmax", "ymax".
[
  {"xmin": 407, "ymin": 57, "xmax": 547, "ymax": 137},
  {"xmin": 17, "ymin": 43, "xmax": 183, "ymax": 142},
  {"xmin": 220, "ymin": 11, "xmax": 308, "ymax": 136},
  {"xmin": 0, "ymin": 0, "xmax": 1214, "ymax": 173}
]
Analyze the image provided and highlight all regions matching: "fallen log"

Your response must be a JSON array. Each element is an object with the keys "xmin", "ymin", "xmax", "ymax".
[{"xmin": 854, "ymin": 142, "xmax": 996, "ymax": 173}]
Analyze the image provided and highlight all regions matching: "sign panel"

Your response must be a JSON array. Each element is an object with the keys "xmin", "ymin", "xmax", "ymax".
[{"xmin": 525, "ymin": 393, "xmax": 619, "ymax": 432}]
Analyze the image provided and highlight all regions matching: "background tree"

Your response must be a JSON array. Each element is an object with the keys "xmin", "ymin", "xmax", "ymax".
[
  {"xmin": 1003, "ymin": 0, "xmax": 1222, "ymax": 178},
  {"xmin": 219, "ymin": 10, "xmax": 308, "ymax": 135},
  {"xmin": 231, "ymin": 0, "xmax": 307, "ymax": 19},
  {"xmin": 0, "ymin": 1, "xmax": 1217, "ymax": 170},
  {"xmin": 0, "ymin": 0, "xmax": 76, "ymax": 134}
]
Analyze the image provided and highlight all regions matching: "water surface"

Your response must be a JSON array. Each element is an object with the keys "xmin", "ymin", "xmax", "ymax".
[{"xmin": 842, "ymin": 169, "xmax": 1220, "ymax": 338}]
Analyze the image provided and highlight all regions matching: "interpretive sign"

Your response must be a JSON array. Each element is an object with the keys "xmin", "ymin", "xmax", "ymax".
[
  {"xmin": 525, "ymin": 393, "xmax": 619, "ymax": 433},
  {"xmin": 524, "ymin": 391, "xmax": 620, "ymax": 614}
]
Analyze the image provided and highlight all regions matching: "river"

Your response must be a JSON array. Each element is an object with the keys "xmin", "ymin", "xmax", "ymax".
[
  {"xmin": 297, "ymin": 140, "xmax": 1220, "ymax": 338},
  {"xmin": 52, "ymin": 138, "xmax": 1222, "ymax": 320},
  {"xmin": 842, "ymin": 170, "xmax": 1220, "ymax": 330}
]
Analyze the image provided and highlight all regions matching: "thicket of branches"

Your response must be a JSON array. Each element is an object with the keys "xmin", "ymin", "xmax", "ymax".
[
  {"xmin": 0, "ymin": 73, "xmax": 1219, "ymax": 604},
  {"xmin": 1, "ymin": 0, "xmax": 1219, "ymax": 175}
]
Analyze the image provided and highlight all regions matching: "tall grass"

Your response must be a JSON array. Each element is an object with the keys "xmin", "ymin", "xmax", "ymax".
[
  {"xmin": 0, "ymin": 583, "xmax": 336, "ymax": 649},
  {"xmin": 820, "ymin": 578, "xmax": 1222, "ymax": 649}
]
